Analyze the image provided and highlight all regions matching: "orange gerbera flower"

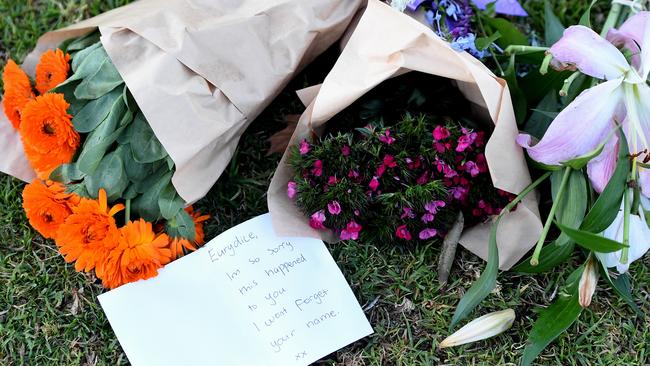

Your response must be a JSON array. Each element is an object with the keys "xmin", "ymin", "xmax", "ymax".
[
  {"xmin": 22, "ymin": 179, "xmax": 80, "ymax": 239},
  {"xmin": 167, "ymin": 206, "xmax": 210, "ymax": 261},
  {"xmin": 19, "ymin": 93, "xmax": 79, "ymax": 179},
  {"xmin": 35, "ymin": 49, "xmax": 70, "ymax": 94},
  {"xmin": 99, "ymin": 219, "xmax": 172, "ymax": 289},
  {"xmin": 2, "ymin": 59, "xmax": 35, "ymax": 129},
  {"xmin": 56, "ymin": 189, "xmax": 124, "ymax": 275}
]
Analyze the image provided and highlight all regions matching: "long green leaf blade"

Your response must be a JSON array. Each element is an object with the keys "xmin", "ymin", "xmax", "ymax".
[{"xmin": 557, "ymin": 223, "xmax": 628, "ymax": 253}]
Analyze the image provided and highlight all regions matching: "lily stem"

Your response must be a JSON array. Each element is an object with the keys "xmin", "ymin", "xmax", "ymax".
[
  {"xmin": 530, "ymin": 167, "xmax": 572, "ymax": 266},
  {"xmin": 621, "ymin": 187, "xmax": 631, "ymax": 264},
  {"xmin": 504, "ymin": 45, "xmax": 548, "ymax": 55},
  {"xmin": 125, "ymin": 199, "xmax": 131, "ymax": 223},
  {"xmin": 559, "ymin": 71, "xmax": 582, "ymax": 97},
  {"xmin": 601, "ymin": 3, "xmax": 622, "ymax": 37}
]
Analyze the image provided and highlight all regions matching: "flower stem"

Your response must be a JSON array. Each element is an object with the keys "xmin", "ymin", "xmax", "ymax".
[
  {"xmin": 621, "ymin": 187, "xmax": 631, "ymax": 264},
  {"xmin": 502, "ymin": 172, "xmax": 553, "ymax": 216},
  {"xmin": 601, "ymin": 3, "xmax": 623, "ymax": 37},
  {"xmin": 125, "ymin": 199, "xmax": 131, "ymax": 223},
  {"xmin": 530, "ymin": 167, "xmax": 572, "ymax": 266},
  {"xmin": 504, "ymin": 45, "xmax": 548, "ymax": 55},
  {"xmin": 559, "ymin": 71, "xmax": 582, "ymax": 97}
]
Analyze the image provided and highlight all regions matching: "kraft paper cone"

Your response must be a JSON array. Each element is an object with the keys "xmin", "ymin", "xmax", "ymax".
[
  {"xmin": 0, "ymin": 0, "xmax": 364, "ymax": 204},
  {"xmin": 267, "ymin": 0, "xmax": 542, "ymax": 270}
]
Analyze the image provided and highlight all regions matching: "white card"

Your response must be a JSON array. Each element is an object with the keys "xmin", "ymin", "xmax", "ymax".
[{"xmin": 98, "ymin": 213, "xmax": 373, "ymax": 366}]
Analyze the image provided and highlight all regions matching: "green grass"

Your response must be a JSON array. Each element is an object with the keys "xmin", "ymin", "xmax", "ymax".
[{"xmin": 0, "ymin": 1, "xmax": 649, "ymax": 365}]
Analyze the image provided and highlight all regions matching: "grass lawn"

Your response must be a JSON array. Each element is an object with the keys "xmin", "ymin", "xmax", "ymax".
[{"xmin": 0, "ymin": 1, "xmax": 648, "ymax": 365}]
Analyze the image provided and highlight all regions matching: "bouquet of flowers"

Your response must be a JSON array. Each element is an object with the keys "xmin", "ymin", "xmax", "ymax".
[
  {"xmin": 286, "ymin": 78, "xmax": 514, "ymax": 245},
  {"xmin": 435, "ymin": 1, "xmax": 650, "ymax": 365},
  {"xmin": 0, "ymin": 0, "xmax": 363, "ymax": 289},
  {"xmin": 3, "ymin": 35, "xmax": 210, "ymax": 289}
]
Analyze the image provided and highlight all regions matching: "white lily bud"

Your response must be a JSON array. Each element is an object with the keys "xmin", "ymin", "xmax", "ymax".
[
  {"xmin": 579, "ymin": 257, "xmax": 598, "ymax": 308},
  {"xmin": 440, "ymin": 309, "xmax": 515, "ymax": 348}
]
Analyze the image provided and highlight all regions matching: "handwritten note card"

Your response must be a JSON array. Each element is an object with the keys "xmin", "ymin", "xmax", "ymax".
[{"xmin": 98, "ymin": 214, "xmax": 373, "ymax": 366}]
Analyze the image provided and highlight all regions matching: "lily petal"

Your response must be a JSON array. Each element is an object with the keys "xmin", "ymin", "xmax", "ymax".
[
  {"xmin": 638, "ymin": 167, "xmax": 650, "ymax": 199},
  {"xmin": 550, "ymin": 26, "xmax": 630, "ymax": 80},
  {"xmin": 517, "ymin": 79, "xmax": 624, "ymax": 165},
  {"xmin": 587, "ymin": 133, "xmax": 618, "ymax": 193},
  {"xmin": 607, "ymin": 11, "xmax": 650, "ymax": 79},
  {"xmin": 597, "ymin": 201, "xmax": 650, "ymax": 273}
]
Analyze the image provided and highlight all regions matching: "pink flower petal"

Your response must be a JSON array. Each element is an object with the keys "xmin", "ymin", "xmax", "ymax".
[
  {"xmin": 550, "ymin": 26, "xmax": 629, "ymax": 80},
  {"xmin": 607, "ymin": 11, "xmax": 650, "ymax": 78},
  {"xmin": 639, "ymin": 168, "xmax": 650, "ymax": 199},
  {"xmin": 587, "ymin": 134, "xmax": 618, "ymax": 193},
  {"xmin": 517, "ymin": 79, "xmax": 624, "ymax": 165}
]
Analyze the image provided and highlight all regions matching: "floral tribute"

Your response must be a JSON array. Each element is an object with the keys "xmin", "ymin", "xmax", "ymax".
[
  {"xmin": 287, "ymin": 79, "xmax": 513, "ymax": 245},
  {"xmin": 2, "ymin": 31, "xmax": 210, "ymax": 289}
]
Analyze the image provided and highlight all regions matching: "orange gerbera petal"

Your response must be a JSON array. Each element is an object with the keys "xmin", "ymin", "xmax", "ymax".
[
  {"xmin": 2, "ymin": 60, "xmax": 35, "ymax": 129},
  {"xmin": 167, "ymin": 206, "xmax": 210, "ymax": 260},
  {"xmin": 35, "ymin": 49, "xmax": 70, "ymax": 94},
  {"xmin": 19, "ymin": 93, "xmax": 79, "ymax": 179},
  {"xmin": 55, "ymin": 189, "xmax": 124, "ymax": 275},
  {"xmin": 99, "ymin": 219, "xmax": 172, "ymax": 289},
  {"xmin": 22, "ymin": 179, "xmax": 79, "ymax": 239}
]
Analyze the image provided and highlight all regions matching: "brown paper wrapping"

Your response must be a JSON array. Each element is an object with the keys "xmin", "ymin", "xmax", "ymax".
[
  {"xmin": 267, "ymin": 0, "xmax": 542, "ymax": 270},
  {"xmin": 0, "ymin": 0, "xmax": 364, "ymax": 204}
]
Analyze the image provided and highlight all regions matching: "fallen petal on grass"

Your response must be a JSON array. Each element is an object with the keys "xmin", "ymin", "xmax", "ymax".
[{"xmin": 440, "ymin": 309, "xmax": 515, "ymax": 348}]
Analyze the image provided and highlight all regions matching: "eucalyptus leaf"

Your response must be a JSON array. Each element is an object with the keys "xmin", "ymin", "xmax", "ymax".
[
  {"xmin": 582, "ymin": 133, "xmax": 630, "ymax": 233},
  {"xmin": 67, "ymin": 30, "xmax": 101, "ymax": 52},
  {"xmin": 132, "ymin": 162, "xmax": 169, "ymax": 194},
  {"xmin": 72, "ymin": 87, "xmax": 122, "ymax": 133},
  {"xmin": 165, "ymin": 209, "xmax": 196, "ymax": 242},
  {"xmin": 84, "ymin": 151, "xmax": 129, "ymax": 202},
  {"xmin": 74, "ymin": 54, "xmax": 124, "ymax": 99},
  {"xmin": 131, "ymin": 172, "xmax": 172, "ymax": 221},
  {"xmin": 49, "ymin": 163, "xmax": 85, "ymax": 184},
  {"xmin": 557, "ymin": 223, "xmax": 628, "ymax": 253},
  {"xmin": 158, "ymin": 182, "xmax": 185, "ymax": 220},
  {"xmin": 521, "ymin": 267, "xmax": 583, "ymax": 366},
  {"xmin": 69, "ymin": 42, "xmax": 104, "ymax": 81},
  {"xmin": 544, "ymin": 0, "xmax": 565, "ymax": 46},
  {"xmin": 52, "ymin": 80, "xmax": 88, "ymax": 115},
  {"xmin": 77, "ymin": 96, "xmax": 127, "ymax": 174},
  {"xmin": 129, "ymin": 113, "xmax": 168, "ymax": 163}
]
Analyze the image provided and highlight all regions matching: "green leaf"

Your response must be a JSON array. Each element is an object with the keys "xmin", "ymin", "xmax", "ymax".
[
  {"xmin": 84, "ymin": 150, "xmax": 129, "ymax": 202},
  {"xmin": 49, "ymin": 163, "xmax": 85, "ymax": 184},
  {"xmin": 599, "ymin": 263, "xmax": 644, "ymax": 318},
  {"xmin": 562, "ymin": 140, "xmax": 607, "ymax": 169},
  {"xmin": 72, "ymin": 87, "xmax": 122, "ymax": 133},
  {"xmin": 128, "ymin": 113, "xmax": 168, "ymax": 163},
  {"xmin": 523, "ymin": 90, "xmax": 558, "ymax": 139},
  {"xmin": 70, "ymin": 42, "xmax": 102, "ymax": 74},
  {"xmin": 579, "ymin": 0, "xmax": 598, "ymax": 27},
  {"xmin": 484, "ymin": 17, "xmax": 527, "ymax": 47},
  {"xmin": 521, "ymin": 267, "xmax": 584, "ymax": 366},
  {"xmin": 556, "ymin": 223, "xmax": 628, "ymax": 253},
  {"xmin": 475, "ymin": 31, "xmax": 501, "ymax": 51},
  {"xmin": 503, "ymin": 54, "xmax": 527, "ymax": 125},
  {"xmin": 158, "ymin": 182, "xmax": 184, "ymax": 220},
  {"xmin": 74, "ymin": 54, "xmax": 123, "ymax": 99},
  {"xmin": 52, "ymin": 80, "xmax": 88, "ymax": 115},
  {"xmin": 165, "ymin": 209, "xmax": 196, "ymax": 241},
  {"xmin": 513, "ymin": 239, "xmax": 575, "ymax": 274},
  {"xmin": 544, "ymin": 0, "xmax": 565, "ymax": 46},
  {"xmin": 67, "ymin": 30, "xmax": 101, "ymax": 52},
  {"xmin": 131, "ymin": 172, "xmax": 172, "ymax": 221},
  {"xmin": 450, "ymin": 216, "xmax": 499, "ymax": 328},
  {"xmin": 76, "ymin": 97, "xmax": 128, "ymax": 174},
  {"xmin": 165, "ymin": 155, "xmax": 175, "ymax": 170},
  {"xmin": 581, "ymin": 133, "xmax": 630, "ymax": 233}
]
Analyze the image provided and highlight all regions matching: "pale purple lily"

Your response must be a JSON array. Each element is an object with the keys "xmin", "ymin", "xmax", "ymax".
[
  {"xmin": 596, "ymin": 198, "xmax": 650, "ymax": 273},
  {"xmin": 472, "ymin": 0, "xmax": 527, "ymax": 16},
  {"xmin": 517, "ymin": 12, "xmax": 650, "ymax": 198}
]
